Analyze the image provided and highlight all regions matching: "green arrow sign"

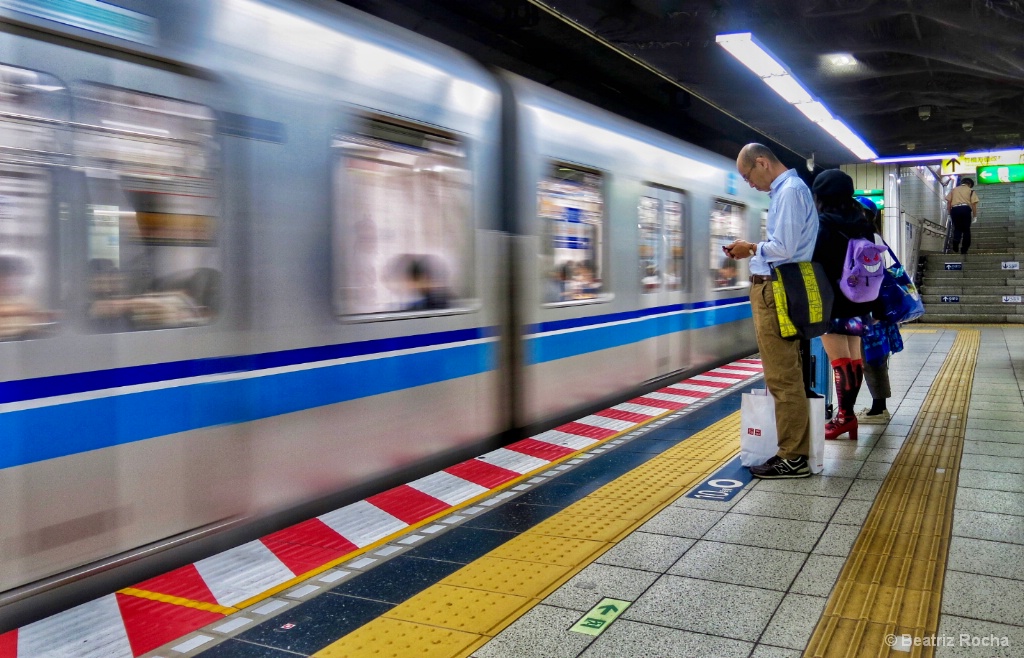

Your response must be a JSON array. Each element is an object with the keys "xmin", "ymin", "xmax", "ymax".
[
  {"xmin": 570, "ymin": 598, "xmax": 631, "ymax": 636},
  {"xmin": 977, "ymin": 164, "xmax": 1024, "ymax": 184}
]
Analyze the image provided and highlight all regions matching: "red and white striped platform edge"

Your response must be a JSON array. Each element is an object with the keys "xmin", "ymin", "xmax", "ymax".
[{"xmin": 0, "ymin": 359, "xmax": 762, "ymax": 658}]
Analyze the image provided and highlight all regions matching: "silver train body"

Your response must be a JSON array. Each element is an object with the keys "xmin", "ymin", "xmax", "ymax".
[{"xmin": 0, "ymin": 0, "xmax": 765, "ymax": 603}]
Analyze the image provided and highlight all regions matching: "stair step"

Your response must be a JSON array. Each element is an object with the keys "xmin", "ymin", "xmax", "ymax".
[
  {"xmin": 919, "ymin": 314, "xmax": 1024, "ymax": 323},
  {"xmin": 920, "ymin": 286, "xmax": 1024, "ymax": 295}
]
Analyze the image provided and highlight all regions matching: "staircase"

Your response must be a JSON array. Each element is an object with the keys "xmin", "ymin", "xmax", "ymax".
[{"xmin": 918, "ymin": 183, "xmax": 1024, "ymax": 323}]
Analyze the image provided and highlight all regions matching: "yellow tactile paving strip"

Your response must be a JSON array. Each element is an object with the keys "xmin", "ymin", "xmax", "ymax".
[
  {"xmin": 804, "ymin": 329, "xmax": 980, "ymax": 658},
  {"xmin": 313, "ymin": 413, "xmax": 744, "ymax": 657}
]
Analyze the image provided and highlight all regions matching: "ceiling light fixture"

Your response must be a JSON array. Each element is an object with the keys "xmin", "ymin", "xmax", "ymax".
[
  {"xmin": 716, "ymin": 32, "xmax": 877, "ymax": 160},
  {"xmin": 829, "ymin": 54, "xmax": 856, "ymax": 66},
  {"xmin": 872, "ymin": 153, "xmax": 957, "ymax": 164}
]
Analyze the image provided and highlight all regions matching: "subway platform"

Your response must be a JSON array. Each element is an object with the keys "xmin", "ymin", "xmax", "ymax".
[{"xmin": 5, "ymin": 326, "xmax": 1024, "ymax": 658}]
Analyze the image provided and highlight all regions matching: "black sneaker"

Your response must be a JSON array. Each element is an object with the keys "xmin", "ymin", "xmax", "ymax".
[{"xmin": 750, "ymin": 455, "xmax": 811, "ymax": 479}]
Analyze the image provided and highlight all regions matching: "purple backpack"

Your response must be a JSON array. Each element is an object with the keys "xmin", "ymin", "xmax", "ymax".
[{"xmin": 840, "ymin": 237, "xmax": 888, "ymax": 303}]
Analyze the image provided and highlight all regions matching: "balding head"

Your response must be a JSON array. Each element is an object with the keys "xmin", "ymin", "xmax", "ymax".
[
  {"xmin": 737, "ymin": 143, "xmax": 779, "ymax": 169},
  {"xmin": 736, "ymin": 143, "xmax": 787, "ymax": 192}
]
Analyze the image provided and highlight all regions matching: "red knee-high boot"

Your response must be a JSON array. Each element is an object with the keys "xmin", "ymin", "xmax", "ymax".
[{"xmin": 826, "ymin": 358, "xmax": 858, "ymax": 440}]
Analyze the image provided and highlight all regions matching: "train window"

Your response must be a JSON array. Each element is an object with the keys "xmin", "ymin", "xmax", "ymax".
[
  {"xmin": 639, "ymin": 196, "xmax": 660, "ymax": 293},
  {"xmin": 540, "ymin": 164, "xmax": 605, "ymax": 304},
  {"xmin": 74, "ymin": 84, "xmax": 219, "ymax": 332},
  {"xmin": 639, "ymin": 188, "xmax": 686, "ymax": 294},
  {"xmin": 0, "ymin": 64, "xmax": 68, "ymax": 342},
  {"xmin": 664, "ymin": 199, "xmax": 684, "ymax": 291},
  {"xmin": 333, "ymin": 117, "xmax": 472, "ymax": 316},
  {"xmin": 710, "ymin": 200, "xmax": 749, "ymax": 290}
]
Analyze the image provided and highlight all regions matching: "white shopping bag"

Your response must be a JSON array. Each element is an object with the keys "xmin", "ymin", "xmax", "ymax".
[{"xmin": 740, "ymin": 390, "xmax": 825, "ymax": 474}]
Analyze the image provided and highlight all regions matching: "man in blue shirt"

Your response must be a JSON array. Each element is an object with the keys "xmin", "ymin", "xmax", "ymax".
[{"xmin": 724, "ymin": 143, "xmax": 819, "ymax": 478}]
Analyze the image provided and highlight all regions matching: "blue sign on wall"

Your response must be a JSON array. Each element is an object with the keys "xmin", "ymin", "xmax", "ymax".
[{"xmin": 725, "ymin": 172, "xmax": 738, "ymax": 196}]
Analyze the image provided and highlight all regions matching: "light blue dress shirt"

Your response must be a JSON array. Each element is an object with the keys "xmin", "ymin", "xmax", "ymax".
[{"xmin": 749, "ymin": 169, "xmax": 818, "ymax": 276}]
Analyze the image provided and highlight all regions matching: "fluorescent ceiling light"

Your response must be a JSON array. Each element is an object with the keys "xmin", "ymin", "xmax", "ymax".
[
  {"xmin": 794, "ymin": 101, "xmax": 832, "ymax": 124},
  {"xmin": 716, "ymin": 32, "xmax": 877, "ymax": 161},
  {"xmin": 873, "ymin": 153, "xmax": 956, "ymax": 164},
  {"xmin": 762, "ymin": 75, "xmax": 813, "ymax": 104},
  {"xmin": 715, "ymin": 33, "xmax": 785, "ymax": 77}
]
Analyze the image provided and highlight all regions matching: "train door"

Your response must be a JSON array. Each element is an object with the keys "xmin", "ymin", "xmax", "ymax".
[
  {"xmin": 66, "ymin": 69, "xmax": 241, "ymax": 555},
  {"xmin": 639, "ymin": 185, "xmax": 687, "ymax": 378}
]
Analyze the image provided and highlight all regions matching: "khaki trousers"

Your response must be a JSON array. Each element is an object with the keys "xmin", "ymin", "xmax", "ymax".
[{"xmin": 750, "ymin": 281, "xmax": 811, "ymax": 459}]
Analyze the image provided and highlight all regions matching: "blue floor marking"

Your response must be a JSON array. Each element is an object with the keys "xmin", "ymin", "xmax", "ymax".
[
  {"xmin": 195, "ymin": 381, "xmax": 760, "ymax": 657},
  {"xmin": 683, "ymin": 455, "xmax": 753, "ymax": 502}
]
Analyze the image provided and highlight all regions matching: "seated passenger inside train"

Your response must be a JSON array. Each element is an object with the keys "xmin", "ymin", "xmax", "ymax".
[
  {"xmin": 0, "ymin": 253, "xmax": 55, "ymax": 340},
  {"xmin": 715, "ymin": 257, "xmax": 738, "ymax": 287},
  {"xmin": 568, "ymin": 260, "xmax": 599, "ymax": 300},
  {"xmin": 398, "ymin": 254, "xmax": 450, "ymax": 311},
  {"xmin": 87, "ymin": 258, "xmax": 218, "ymax": 331}
]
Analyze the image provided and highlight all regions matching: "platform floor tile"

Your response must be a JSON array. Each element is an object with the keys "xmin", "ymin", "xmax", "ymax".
[
  {"xmin": 622, "ymin": 575, "xmax": 783, "ymax": 642},
  {"xmin": 541, "ymin": 563, "xmax": 659, "ymax": 612},
  {"xmin": 577, "ymin": 619, "xmax": 752, "ymax": 658},
  {"xmin": 468, "ymin": 605, "xmax": 595, "ymax": 658}
]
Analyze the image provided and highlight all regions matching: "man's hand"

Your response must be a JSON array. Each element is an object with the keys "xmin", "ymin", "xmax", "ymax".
[{"xmin": 724, "ymin": 240, "xmax": 755, "ymax": 259}]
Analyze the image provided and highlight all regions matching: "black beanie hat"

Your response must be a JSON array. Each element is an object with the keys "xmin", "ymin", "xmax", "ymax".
[{"xmin": 811, "ymin": 169, "xmax": 854, "ymax": 199}]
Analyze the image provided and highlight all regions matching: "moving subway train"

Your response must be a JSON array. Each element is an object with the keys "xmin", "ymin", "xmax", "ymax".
[{"xmin": 0, "ymin": 0, "xmax": 766, "ymax": 612}]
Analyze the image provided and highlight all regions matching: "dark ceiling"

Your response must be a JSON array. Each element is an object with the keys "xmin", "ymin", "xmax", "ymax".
[{"xmin": 339, "ymin": 0, "xmax": 1024, "ymax": 168}]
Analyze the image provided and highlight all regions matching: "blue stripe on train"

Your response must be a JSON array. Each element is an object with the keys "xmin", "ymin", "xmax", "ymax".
[
  {"xmin": 0, "ymin": 327, "xmax": 495, "ymax": 406},
  {"xmin": 0, "ymin": 342, "xmax": 496, "ymax": 470},
  {"xmin": 526, "ymin": 299, "xmax": 751, "ymax": 365}
]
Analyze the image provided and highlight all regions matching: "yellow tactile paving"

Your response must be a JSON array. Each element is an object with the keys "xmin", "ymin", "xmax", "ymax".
[
  {"xmin": 383, "ymin": 584, "xmax": 533, "ymax": 635},
  {"xmin": 314, "ymin": 411, "xmax": 745, "ymax": 658},
  {"xmin": 438, "ymin": 556, "xmax": 573, "ymax": 598},
  {"xmin": 526, "ymin": 512, "xmax": 638, "ymax": 542},
  {"xmin": 804, "ymin": 329, "xmax": 979, "ymax": 658},
  {"xmin": 314, "ymin": 617, "xmax": 483, "ymax": 658},
  {"xmin": 561, "ymin": 495, "xmax": 657, "ymax": 520}
]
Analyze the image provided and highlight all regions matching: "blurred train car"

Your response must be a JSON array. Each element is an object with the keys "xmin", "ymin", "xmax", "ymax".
[{"xmin": 0, "ymin": 0, "xmax": 764, "ymax": 617}]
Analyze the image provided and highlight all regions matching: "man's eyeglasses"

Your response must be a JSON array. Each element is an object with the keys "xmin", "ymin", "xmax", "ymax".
[{"xmin": 741, "ymin": 159, "xmax": 758, "ymax": 183}]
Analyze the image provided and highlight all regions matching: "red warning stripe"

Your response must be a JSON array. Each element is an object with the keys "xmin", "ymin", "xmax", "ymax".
[
  {"xmin": 116, "ymin": 593, "xmax": 223, "ymax": 657},
  {"xmin": 261, "ymin": 540, "xmax": 355, "ymax": 578},
  {"xmin": 595, "ymin": 408, "xmax": 654, "ymax": 423},
  {"xmin": 366, "ymin": 485, "xmax": 450, "ymax": 525},
  {"xmin": 0, "ymin": 630, "xmax": 16, "ymax": 658},
  {"xmin": 631, "ymin": 396, "xmax": 688, "ymax": 410},
  {"xmin": 263, "ymin": 518, "xmax": 358, "ymax": 552},
  {"xmin": 134, "ymin": 564, "xmax": 219, "ymax": 607},
  {"xmin": 505, "ymin": 438, "xmax": 577, "ymax": 461},
  {"xmin": 261, "ymin": 518, "xmax": 359, "ymax": 575},
  {"xmin": 686, "ymin": 378, "xmax": 731, "ymax": 388},
  {"xmin": 444, "ymin": 459, "xmax": 521, "ymax": 488},
  {"xmin": 708, "ymin": 370, "xmax": 746, "ymax": 379},
  {"xmin": 554, "ymin": 422, "xmax": 619, "ymax": 440},
  {"xmin": 667, "ymin": 386, "xmax": 711, "ymax": 398}
]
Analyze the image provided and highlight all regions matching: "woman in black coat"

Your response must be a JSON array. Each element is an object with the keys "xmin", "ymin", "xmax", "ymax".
[{"xmin": 811, "ymin": 169, "xmax": 880, "ymax": 441}]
